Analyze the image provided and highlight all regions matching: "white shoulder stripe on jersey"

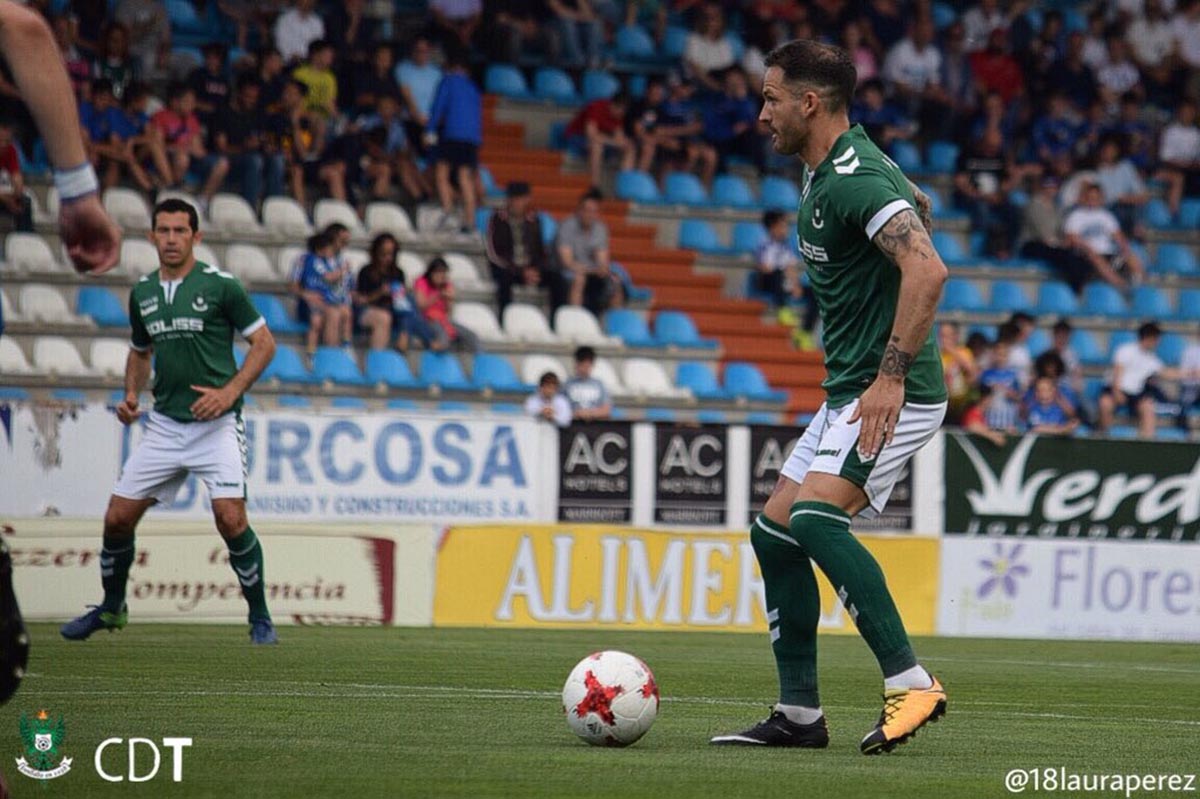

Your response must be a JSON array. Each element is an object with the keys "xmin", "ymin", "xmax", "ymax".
[
  {"xmin": 130, "ymin": 342, "xmax": 150, "ymax": 352},
  {"xmin": 240, "ymin": 317, "xmax": 266, "ymax": 338},
  {"xmin": 831, "ymin": 146, "xmax": 856, "ymax": 164},
  {"xmin": 865, "ymin": 199, "xmax": 913, "ymax": 240}
]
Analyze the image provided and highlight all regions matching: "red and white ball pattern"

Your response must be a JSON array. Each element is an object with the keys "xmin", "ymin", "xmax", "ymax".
[{"xmin": 562, "ymin": 650, "xmax": 659, "ymax": 747}]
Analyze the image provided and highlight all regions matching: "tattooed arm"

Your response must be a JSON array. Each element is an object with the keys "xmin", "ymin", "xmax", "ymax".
[
  {"xmin": 849, "ymin": 208, "xmax": 948, "ymax": 459},
  {"xmin": 906, "ymin": 178, "xmax": 934, "ymax": 233}
]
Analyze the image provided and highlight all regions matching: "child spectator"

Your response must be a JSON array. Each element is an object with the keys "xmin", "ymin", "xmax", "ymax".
[
  {"xmin": 413, "ymin": 257, "xmax": 480, "ymax": 352},
  {"xmin": 1024, "ymin": 374, "xmax": 1079, "ymax": 434},
  {"xmin": 1048, "ymin": 318, "xmax": 1084, "ymax": 397},
  {"xmin": 188, "ymin": 42, "xmax": 230, "ymax": 120},
  {"xmin": 566, "ymin": 93, "xmax": 636, "ymax": 189},
  {"xmin": 425, "ymin": 49, "xmax": 482, "ymax": 235},
  {"xmin": 564, "ymin": 346, "xmax": 613, "ymax": 421},
  {"xmin": 151, "ymin": 84, "xmax": 229, "ymax": 208},
  {"xmin": 753, "ymin": 210, "xmax": 802, "ymax": 309},
  {"xmin": 525, "ymin": 371, "xmax": 572, "ymax": 428},
  {"xmin": 940, "ymin": 321, "xmax": 979, "ymax": 422},
  {"xmin": 267, "ymin": 79, "xmax": 321, "ymax": 205},
  {"xmin": 962, "ymin": 385, "xmax": 1017, "ymax": 444},
  {"xmin": 291, "ymin": 39, "xmax": 337, "ymax": 140},
  {"xmin": 81, "ymin": 78, "xmax": 156, "ymax": 193},
  {"xmin": 92, "ymin": 22, "xmax": 137, "ymax": 100},
  {"xmin": 1156, "ymin": 100, "xmax": 1200, "ymax": 217},
  {"xmin": 298, "ymin": 230, "xmax": 353, "ymax": 356},
  {"xmin": 356, "ymin": 94, "xmax": 430, "ymax": 202},
  {"xmin": 979, "ymin": 335, "xmax": 1023, "ymax": 426},
  {"xmin": 211, "ymin": 75, "xmax": 283, "ymax": 209},
  {"xmin": 699, "ymin": 68, "xmax": 761, "ymax": 181}
]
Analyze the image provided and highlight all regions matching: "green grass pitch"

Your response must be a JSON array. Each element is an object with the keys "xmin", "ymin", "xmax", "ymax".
[{"xmin": 4, "ymin": 624, "xmax": 1197, "ymax": 798}]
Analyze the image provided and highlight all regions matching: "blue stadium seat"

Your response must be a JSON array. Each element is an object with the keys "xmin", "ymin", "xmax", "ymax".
[
  {"xmin": 313, "ymin": 347, "xmax": 368, "ymax": 385},
  {"xmin": 925, "ymin": 141, "xmax": 960, "ymax": 174},
  {"xmin": 491, "ymin": 402, "xmax": 523, "ymax": 415},
  {"xmin": 1143, "ymin": 198, "xmax": 1174, "ymax": 229},
  {"xmin": 890, "ymin": 140, "xmax": 922, "ymax": 173},
  {"xmin": 1109, "ymin": 425, "xmax": 1138, "ymax": 440},
  {"xmin": 419, "ymin": 352, "xmax": 471, "ymax": 390},
  {"xmin": 940, "ymin": 279, "xmax": 986, "ymax": 312},
  {"xmin": 484, "ymin": 64, "xmax": 530, "ymax": 99},
  {"xmin": 387, "ymin": 398, "xmax": 419, "ymax": 410},
  {"xmin": 918, "ymin": 183, "xmax": 943, "ymax": 216},
  {"xmin": 967, "ymin": 231, "xmax": 986, "ymax": 257},
  {"xmin": 1071, "ymin": 330, "xmax": 1106, "ymax": 366},
  {"xmin": 614, "ymin": 170, "xmax": 661, "ymax": 204},
  {"xmin": 663, "ymin": 172, "xmax": 709, "ymax": 206},
  {"xmin": 627, "ymin": 74, "xmax": 647, "ymax": 99},
  {"xmin": 1107, "ymin": 330, "xmax": 1136, "ymax": 357},
  {"xmin": 725, "ymin": 362, "xmax": 787, "ymax": 402},
  {"xmin": 732, "ymin": 221, "xmax": 768, "ymax": 253},
  {"xmin": 745, "ymin": 412, "xmax": 779, "ymax": 425},
  {"xmin": 0, "ymin": 387, "xmax": 29, "ymax": 400},
  {"xmin": 615, "ymin": 25, "xmax": 656, "ymax": 59},
  {"xmin": 1154, "ymin": 426, "xmax": 1189, "ymax": 442},
  {"xmin": 759, "ymin": 176, "xmax": 799, "ymax": 209},
  {"xmin": 250, "ymin": 293, "xmax": 306, "ymax": 335},
  {"xmin": 1082, "ymin": 283, "xmax": 1129, "ymax": 317},
  {"xmin": 1159, "ymin": 332, "xmax": 1187, "ymax": 364},
  {"xmin": 262, "ymin": 345, "xmax": 314, "ymax": 383},
  {"xmin": 437, "ymin": 401, "xmax": 472, "ymax": 412},
  {"xmin": 989, "ymin": 280, "xmax": 1032, "ymax": 312},
  {"xmin": 931, "ymin": 1, "xmax": 957, "ymax": 28},
  {"xmin": 1008, "ymin": 189, "xmax": 1029, "ymax": 208},
  {"xmin": 1131, "ymin": 285, "xmax": 1173, "ymax": 319},
  {"xmin": 1156, "ymin": 243, "xmax": 1199, "ymax": 275},
  {"xmin": 1036, "ymin": 282, "xmax": 1080, "ymax": 316},
  {"xmin": 479, "ymin": 165, "xmax": 501, "ymax": 198},
  {"xmin": 277, "ymin": 394, "xmax": 312, "ymax": 409},
  {"xmin": 697, "ymin": 410, "xmax": 728, "ymax": 424},
  {"xmin": 76, "ymin": 286, "xmax": 129, "ymax": 327},
  {"xmin": 654, "ymin": 311, "xmax": 718, "ymax": 348},
  {"xmin": 711, "ymin": 174, "xmax": 756, "ymax": 209},
  {"xmin": 676, "ymin": 361, "xmax": 729, "ymax": 400},
  {"xmin": 330, "ymin": 396, "xmax": 367, "ymax": 410},
  {"xmin": 1025, "ymin": 328, "xmax": 1052, "ymax": 357},
  {"xmin": 475, "ymin": 207, "xmax": 490, "ymax": 235},
  {"xmin": 931, "ymin": 231, "xmax": 967, "ymax": 262},
  {"xmin": 581, "ymin": 70, "xmax": 620, "ymax": 102},
  {"xmin": 364, "ymin": 349, "xmax": 421, "ymax": 388},
  {"xmin": 1179, "ymin": 198, "xmax": 1200, "ymax": 229},
  {"xmin": 604, "ymin": 308, "xmax": 655, "ymax": 346},
  {"xmin": 49, "ymin": 388, "xmax": 86, "ymax": 402},
  {"xmin": 1176, "ymin": 289, "xmax": 1200, "ymax": 321},
  {"xmin": 472, "ymin": 353, "xmax": 527, "ymax": 391},
  {"xmin": 678, "ymin": 219, "xmax": 724, "ymax": 253},
  {"xmin": 644, "ymin": 407, "xmax": 678, "ymax": 422},
  {"xmin": 663, "ymin": 25, "xmax": 689, "ymax": 58},
  {"xmin": 533, "ymin": 67, "xmax": 578, "ymax": 104},
  {"xmin": 539, "ymin": 211, "xmax": 558, "ymax": 246}
]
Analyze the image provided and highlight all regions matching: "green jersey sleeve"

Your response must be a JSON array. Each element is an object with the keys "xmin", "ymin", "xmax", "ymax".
[
  {"xmin": 222, "ymin": 275, "xmax": 266, "ymax": 338},
  {"xmin": 825, "ymin": 155, "xmax": 915, "ymax": 242},
  {"xmin": 129, "ymin": 291, "xmax": 152, "ymax": 351}
]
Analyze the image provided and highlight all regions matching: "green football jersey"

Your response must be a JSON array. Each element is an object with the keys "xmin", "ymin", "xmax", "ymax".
[
  {"xmin": 796, "ymin": 125, "xmax": 947, "ymax": 409},
  {"xmin": 129, "ymin": 261, "xmax": 265, "ymax": 422}
]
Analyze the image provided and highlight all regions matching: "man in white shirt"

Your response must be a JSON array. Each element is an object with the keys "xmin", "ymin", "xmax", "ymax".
[
  {"xmin": 961, "ymin": 0, "xmax": 1007, "ymax": 52},
  {"xmin": 1062, "ymin": 181, "xmax": 1145, "ymax": 289},
  {"xmin": 1171, "ymin": 0, "xmax": 1200, "ymax": 70},
  {"xmin": 883, "ymin": 19, "xmax": 943, "ymax": 97},
  {"xmin": 1127, "ymin": 0, "xmax": 1176, "ymax": 68},
  {"xmin": 1178, "ymin": 323, "xmax": 1200, "ymax": 426},
  {"xmin": 525, "ymin": 371, "xmax": 573, "ymax": 428},
  {"xmin": 1098, "ymin": 321, "xmax": 1179, "ymax": 438},
  {"xmin": 274, "ymin": 0, "xmax": 325, "ymax": 64},
  {"xmin": 1156, "ymin": 100, "xmax": 1200, "ymax": 215}
]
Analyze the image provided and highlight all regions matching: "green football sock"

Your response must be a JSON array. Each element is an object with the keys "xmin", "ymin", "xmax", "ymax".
[
  {"xmin": 750, "ymin": 514, "xmax": 821, "ymax": 708},
  {"xmin": 226, "ymin": 527, "xmax": 270, "ymax": 622},
  {"xmin": 100, "ymin": 536, "xmax": 135, "ymax": 615},
  {"xmin": 790, "ymin": 500, "xmax": 918, "ymax": 678}
]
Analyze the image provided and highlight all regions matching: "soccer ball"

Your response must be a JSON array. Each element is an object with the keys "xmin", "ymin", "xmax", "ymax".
[{"xmin": 561, "ymin": 650, "xmax": 659, "ymax": 747}]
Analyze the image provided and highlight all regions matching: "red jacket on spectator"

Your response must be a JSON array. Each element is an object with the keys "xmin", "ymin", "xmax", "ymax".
[
  {"xmin": 969, "ymin": 31, "xmax": 1024, "ymax": 104},
  {"xmin": 566, "ymin": 99, "xmax": 622, "ymax": 138}
]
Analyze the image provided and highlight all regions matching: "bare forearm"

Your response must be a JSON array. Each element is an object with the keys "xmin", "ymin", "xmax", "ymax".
[
  {"xmin": 0, "ymin": 3, "xmax": 87, "ymax": 169},
  {"xmin": 228, "ymin": 334, "xmax": 276, "ymax": 396},
  {"xmin": 125, "ymin": 350, "xmax": 152, "ymax": 396},
  {"xmin": 873, "ymin": 209, "xmax": 947, "ymax": 379}
]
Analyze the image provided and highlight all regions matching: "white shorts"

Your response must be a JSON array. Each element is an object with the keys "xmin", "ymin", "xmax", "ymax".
[
  {"xmin": 113, "ymin": 411, "xmax": 248, "ymax": 505},
  {"xmin": 781, "ymin": 399, "xmax": 946, "ymax": 518}
]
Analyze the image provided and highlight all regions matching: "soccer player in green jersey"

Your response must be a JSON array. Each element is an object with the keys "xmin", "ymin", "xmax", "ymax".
[
  {"xmin": 61, "ymin": 198, "xmax": 280, "ymax": 644},
  {"xmin": 710, "ymin": 40, "xmax": 949, "ymax": 754}
]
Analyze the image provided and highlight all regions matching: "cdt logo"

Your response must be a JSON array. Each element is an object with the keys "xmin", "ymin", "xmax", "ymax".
[{"xmin": 95, "ymin": 736, "xmax": 193, "ymax": 783}]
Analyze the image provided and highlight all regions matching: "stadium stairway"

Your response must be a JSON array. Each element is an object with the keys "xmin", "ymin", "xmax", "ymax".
[{"xmin": 482, "ymin": 99, "xmax": 826, "ymax": 413}]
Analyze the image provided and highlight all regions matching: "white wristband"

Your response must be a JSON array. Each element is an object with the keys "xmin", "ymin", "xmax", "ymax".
[{"xmin": 53, "ymin": 162, "xmax": 100, "ymax": 201}]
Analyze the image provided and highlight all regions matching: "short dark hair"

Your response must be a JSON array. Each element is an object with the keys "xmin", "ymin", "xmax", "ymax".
[
  {"xmin": 574, "ymin": 346, "xmax": 597, "ymax": 363},
  {"xmin": 235, "ymin": 74, "xmax": 262, "ymax": 94},
  {"xmin": 762, "ymin": 209, "xmax": 786, "ymax": 227},
  {"xmin": 308, "ymin": 39, "xmax": 333, "ymax": 58},
  {"xmin": 1053, "ymin": 318, "xmax": 1072, "ymax": 334},
  {"xmin": 168, "ymin": 82, "xmax": 195, "ymax": 102},
  {"xmin": 1034, "ymin": 350, "xmax": 1065, "ymax": 378},
  {"xmin": 579, "ymin": 188, "xmax": 603, "ymax": 205},
  {"xmin": 307, "ymin": 231, "xmax": 333, "ymax": 252},
  {"xmin": 324, "ymin": 222, "xmax": 350, "ymax": 238},
  {"xmin": 996, "ymin": 321, "xmax": 1020, "ymax": 345},
  {"xmin": 425, "ymin": 256, "xmax": 449, "ymax": 277},
  {"xmin": 1010, "ymin": 311, "xmax": 1035, "ymax": 326},
  {"xmin": 1138, "ymin": 321, "xmax": 1162, "ymax": 339},
  {"xmin": 764, "ymin": 39, "xmax": 857, "ymax": 112},
  {"xmin": 90, "ymin": 78, "xmax": 114, "ymax": 97},
  {"xmin": 539, "ymin": 371, "xmax": 560, "ymax": 388},
  {"xmin": 152, "ymin": 198, "xmax": 199, "ymax": 232}
]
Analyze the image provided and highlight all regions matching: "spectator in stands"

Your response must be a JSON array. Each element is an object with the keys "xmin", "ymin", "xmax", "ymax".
[
  {"xmin": 317, "ymin": 123, "xmax": 389, "ymax": 204},
  {"xmin": 356, "ymin": 93, "xmax": 430, "ymax": 203},
  {"xmin": 353, "ymin": 233, "xmax": 411, "ymax": 351},
  {"xmin": 350, "ymin": 43, "xmax": 400, "ymax": 117},
  {"xmin": 843, "ymin": 20, "xmax": 878, "ymax": 85},
  {"xmin": 564, "ymin": 346, "xmax": 612, "ymax": 421},
  {"xmin": 979, "ymin": 335, "xmax": 1024, "ymax": 429},
  {"xmin": 267, "ymin": 78, "xmax": 321, "ymax": 205},
  {"xmin": 1156, "ymin": 99, "xmax": 1200, "ymax": 216},
  {"xmin": 0, "ymin": 123, "xmax": 31, "ymax": 232},
  {"xmin": 1177, "ymin": 322, "xmax": 1200, "ymax": 427},
  {"xmin": 685, "ymin": 2, "xmax": 737, "ymax": 92},
  {"xmin": 1096, "ymin": 35, "xmax": 1143, "ymax": 105},
  {"xmin": 968, "ymin": 28, "xmax": 1025, "ymax": 105},
  {"xmin": 1094, "ymin": 135, "xmax": 1149, "ymax": 235},
  {"xmin": 940, "ymin": 320, "xmax": 980, "ymax": 422},
  {"xmin": 566, "ymin": 93, "xmax": 636, "ymax": 190},
  {"xmin": 212, "ymin": 75, "xmax": 283, "ymax": 210},
  {"xmin": 1019, "ymin": 178, "xmax": 1102, "ymax": 293},
  {"xmin": 274, "ymin": 0, "xmax": 325, "ymax": 64},
  {"xmin": 699, "ymin": 67, "xmax": 762, "ymax": 180},
  {"xmin": 292, "ymin": 39, "xmax": 337, "ymax": 145},
  {"xmin": 71, "ymin": 0, "xmax": 109, "ymax": 57},
  {"xmin": 92, "ymin": 22, "xmax": 137, "ymax": 100},
  {"xmin": 426, "ymin": 49, "xmax": 482, "ymax": 236},
  {"xmin": 1127, "ymin": 0, "xmax": 1176, "ymax": 70},
  {"xmin": 969, "ymin": 90, "xmax": 1016, "ymax": 144},
  {"xmin": 115, "ymin": 0, "xmax": 170, "ymax": 79},
  {"xmin": 1174, "ymin": 0, "xmax": 1200, "ymax": 89},
  {"xmin": 429, "ymin": 0, "xmax": 482, "ymax": 51},
  {"xmin": 256, "ymin": 46, "xmax": 287, "ymax": 107},
  {"xmin": 1047, "ymin": 32, "xmax": 1097, "ymax": 111},
  {"xmin": 962, "ymin": 385, "xmax": 1018, "ymax": 442},
  {"xmin": 326, "ymin": 0, "xmax": 375, "ymax": 63},
  {"xmin": 218, "ymin": 0, "xmax": 283, "ymax": 52},
  {"xmin": 753, "ymin": 209, "xmax": 801, "ymax": 309},
  {"xmin": 962, "ymin": 0, "xmax": 1009, "ymax": 52},
  {"xmin": 1113, "ymin": 93, "xmax": 1156, "ymax": 172},
  {"xmin": 939, "ymin": 22, "xmax": 977, "ymax": 131},
  {"xmin": 486, "ymin": 2, "xmax": 557, "ymax": 64},
  {"xmin": 1031, "ymin": 349, "xmax": 1082, "ymax": 417},
  {"xmin": 119, "ymin": 82, "xmax": 172, "ymax": 190},
  {"xmin": 547, "ymin": 0, "xmax": 604, "ymax": 69},
  {"xmin": 850, "ymin": 78, "xmax": 914, "ymax": 149},
  {"xmin": 298, "ymin": 230, "xmax": 352, "ymax": 355},
  {"xmin": 396, "ymin": 35, "xmax": 442, "ymax": 151},
  {"xmin": 413, "ymin": 256, "xmax": 480, "ymax": 352},
  {"xmin": 1062, "ymin": 181, "xmax": 1145, "ymax": 289},
  {"xmin": 655, "ymin": 77, "xmax": 712, "ymax": 178},
  {"xmin": 525, "ymin": 371, "xmax": 573, "ymax": 428},
  {"xmin": 1031, "ymin": 93, "xmax": 1080, "ymax": 166},
  {"xmin": 628, "ymin": 78, "xmax": 668, "ymax": 172},
  {"xmin": 485, "ymin": 181, "xmax": 565, "ymax": 317},
  {"xmin": 1098, "ymin": 321, "xmax": 1176, "ymax": 438},
  {"xmin": 325, "ymin": 221, "xmax": 351, "ymax": 278},
  {"xmin": 188, "ymin": 43, "xmax": 231, "ymax": 121},
  {"xmin": 966, "ymin": 328, "xmax": 993, "ymax": 369},
  {"xmin": 52, "ymin": 15, "xmax": 92, "ymax": 97},
  {"xmin": 1048, "ymin": 318, "xmax": 1084, "ymax": 397},
  {"xmin": 952, "ymin": 127, "xmax": 1021, "ymax": 259},
  {"xmin": 997, "ymin": 319, "xmax": 1033, "ymax": 389},
  {"xmin": 1024, "ymin": 374, "xmax": 1079, "ymax": 434},
  {"xmin": 81, "ymin": 78, "xmax": 156, "ymax": 193},
  {"xmin": 557, "ymin": 188, "xmax": 620, "ymax": 317},
  {"xmin": 882, "ymin": 17, "xmax": 953, "ymax": 139},
  {"xmin": 151, "ymin": 84, "xmax": 229, "ymax": 209}
]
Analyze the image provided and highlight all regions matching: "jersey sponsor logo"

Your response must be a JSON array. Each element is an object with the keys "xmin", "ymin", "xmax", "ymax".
[
  {"xmin": 191, "ymin": 295, "xmax": 209, "ymax": 313},
  {"xmin": 146, "ymin": 317, "xmax": 205, "ymax": 336},
  {"xmin": 832, "ymin": 146, "xmax": 860, "ymax": 175},
  {"xmin": 139, "ymin": 297, "xmax": 159, "ymax": 316},
  {"xmin": 798, "ymin": 238, "xmax": 829, "ymax": 263}
]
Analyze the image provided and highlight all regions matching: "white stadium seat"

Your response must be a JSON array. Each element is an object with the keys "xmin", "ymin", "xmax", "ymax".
[
  {"xmin": 118, "ymin": 239, "xmax": 159, "ymax": 276},
  {"xmin": 19, "ymin": 285, "xmax": 89, "ymax": 326},
  {"xmin": 314, "ymin": 199, "xmax": 366, "ymax": 236},
  {"xmin": 225, "ymin": 244, "xmax": 275, "ymax": 283},
  {"xmin": 33, "ymin": 336, "xmax": 93, "ymax": 376},
  {"xmin": 0, "ymin": 337, "xmax": 32, "ymax": 374},
  {"xmin": 451, "ymin": 302, "xmax": 508, "ymax": 343},
  {"xmin": 622, "ymin": 357, "xmax": 691, "ymax": 399},
  {"xmin": 263, "ymin": 197, "xmax": 313, "ymax": 238},
  {"xmin": 502, "ymin": 304, "xmax": 557, "ymax": 343},
  {"xmin": 521, "ymin": 354, "xmax": 567, "ymax": 385},
  {"xmin": 365, "ymin": 202, "xmax": 415, "ymax": 240},
  {"xmin": 5, "ymin": 233, "xmax": 61, "ymax": 273},
  {"xmin": 398, "ymin": 251, "xmax": 426, "ymax": 278},
  {"xmin": 90, "ymin": 338, "xmax": 131, "ymax": 378},
  {"xmin": 0, "ymin": 288, "xmax": 23, "ymax": 323},
  {"xmin": 43, "ymin": 187, "xmax": 60, "ymax": 223},
  {"xmin": 103, "ymin": 187, "xmax": 151, "ymax": 229},
  {"xmin": 155, "ymin": 189, "xmax": 204, "ymax": 221},
  {"xmin": 443, "ymin": 252, "xmax": 486, "ymax": 290},
  {"xmin": 277, "ymin": 246, "xmax": 306, "ymax": 281},
  {"xmin": 590, "ymin": 357, "xmax": 631, "ymax": 398},
  {"xmin": 341, "ymin": 247, "xmax": 369, "ymax": 274},
  {"xmin": 193, "ymin": 243, "xmax": 221, "ymax": 270},
  {"xmin": 209, "ymin": 193, "xmax": 264, "ymax": 236},
  {"xmin": 553, "ymin": 306, "xmax": 619, "ymax": 346}
]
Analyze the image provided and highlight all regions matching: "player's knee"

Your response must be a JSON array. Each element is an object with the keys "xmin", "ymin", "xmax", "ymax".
[
  {"xmin": 102, "ymin": 508, "xmax": 137, "ymax": 539},
  {"xmin": 213, "ymin": 505, "xmax": 247, "ymax": 538}
]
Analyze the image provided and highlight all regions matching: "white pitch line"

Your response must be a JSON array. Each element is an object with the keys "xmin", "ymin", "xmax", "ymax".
[{"xmin": 924, "ymin": 656, "xmax": 1200, "ymax": 676}]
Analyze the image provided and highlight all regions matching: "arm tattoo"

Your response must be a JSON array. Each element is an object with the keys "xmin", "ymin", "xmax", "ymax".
[
  {"xmin": 873, "ymin": 208, "xmax": 936, "ymax": 265},
  {"xmin": 906, "ymin": 179, "xmax": 934, "ymax": 234},
  {"xmin": 880, "ymin": 336, "xmax": 916, "ymax": 379}
]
